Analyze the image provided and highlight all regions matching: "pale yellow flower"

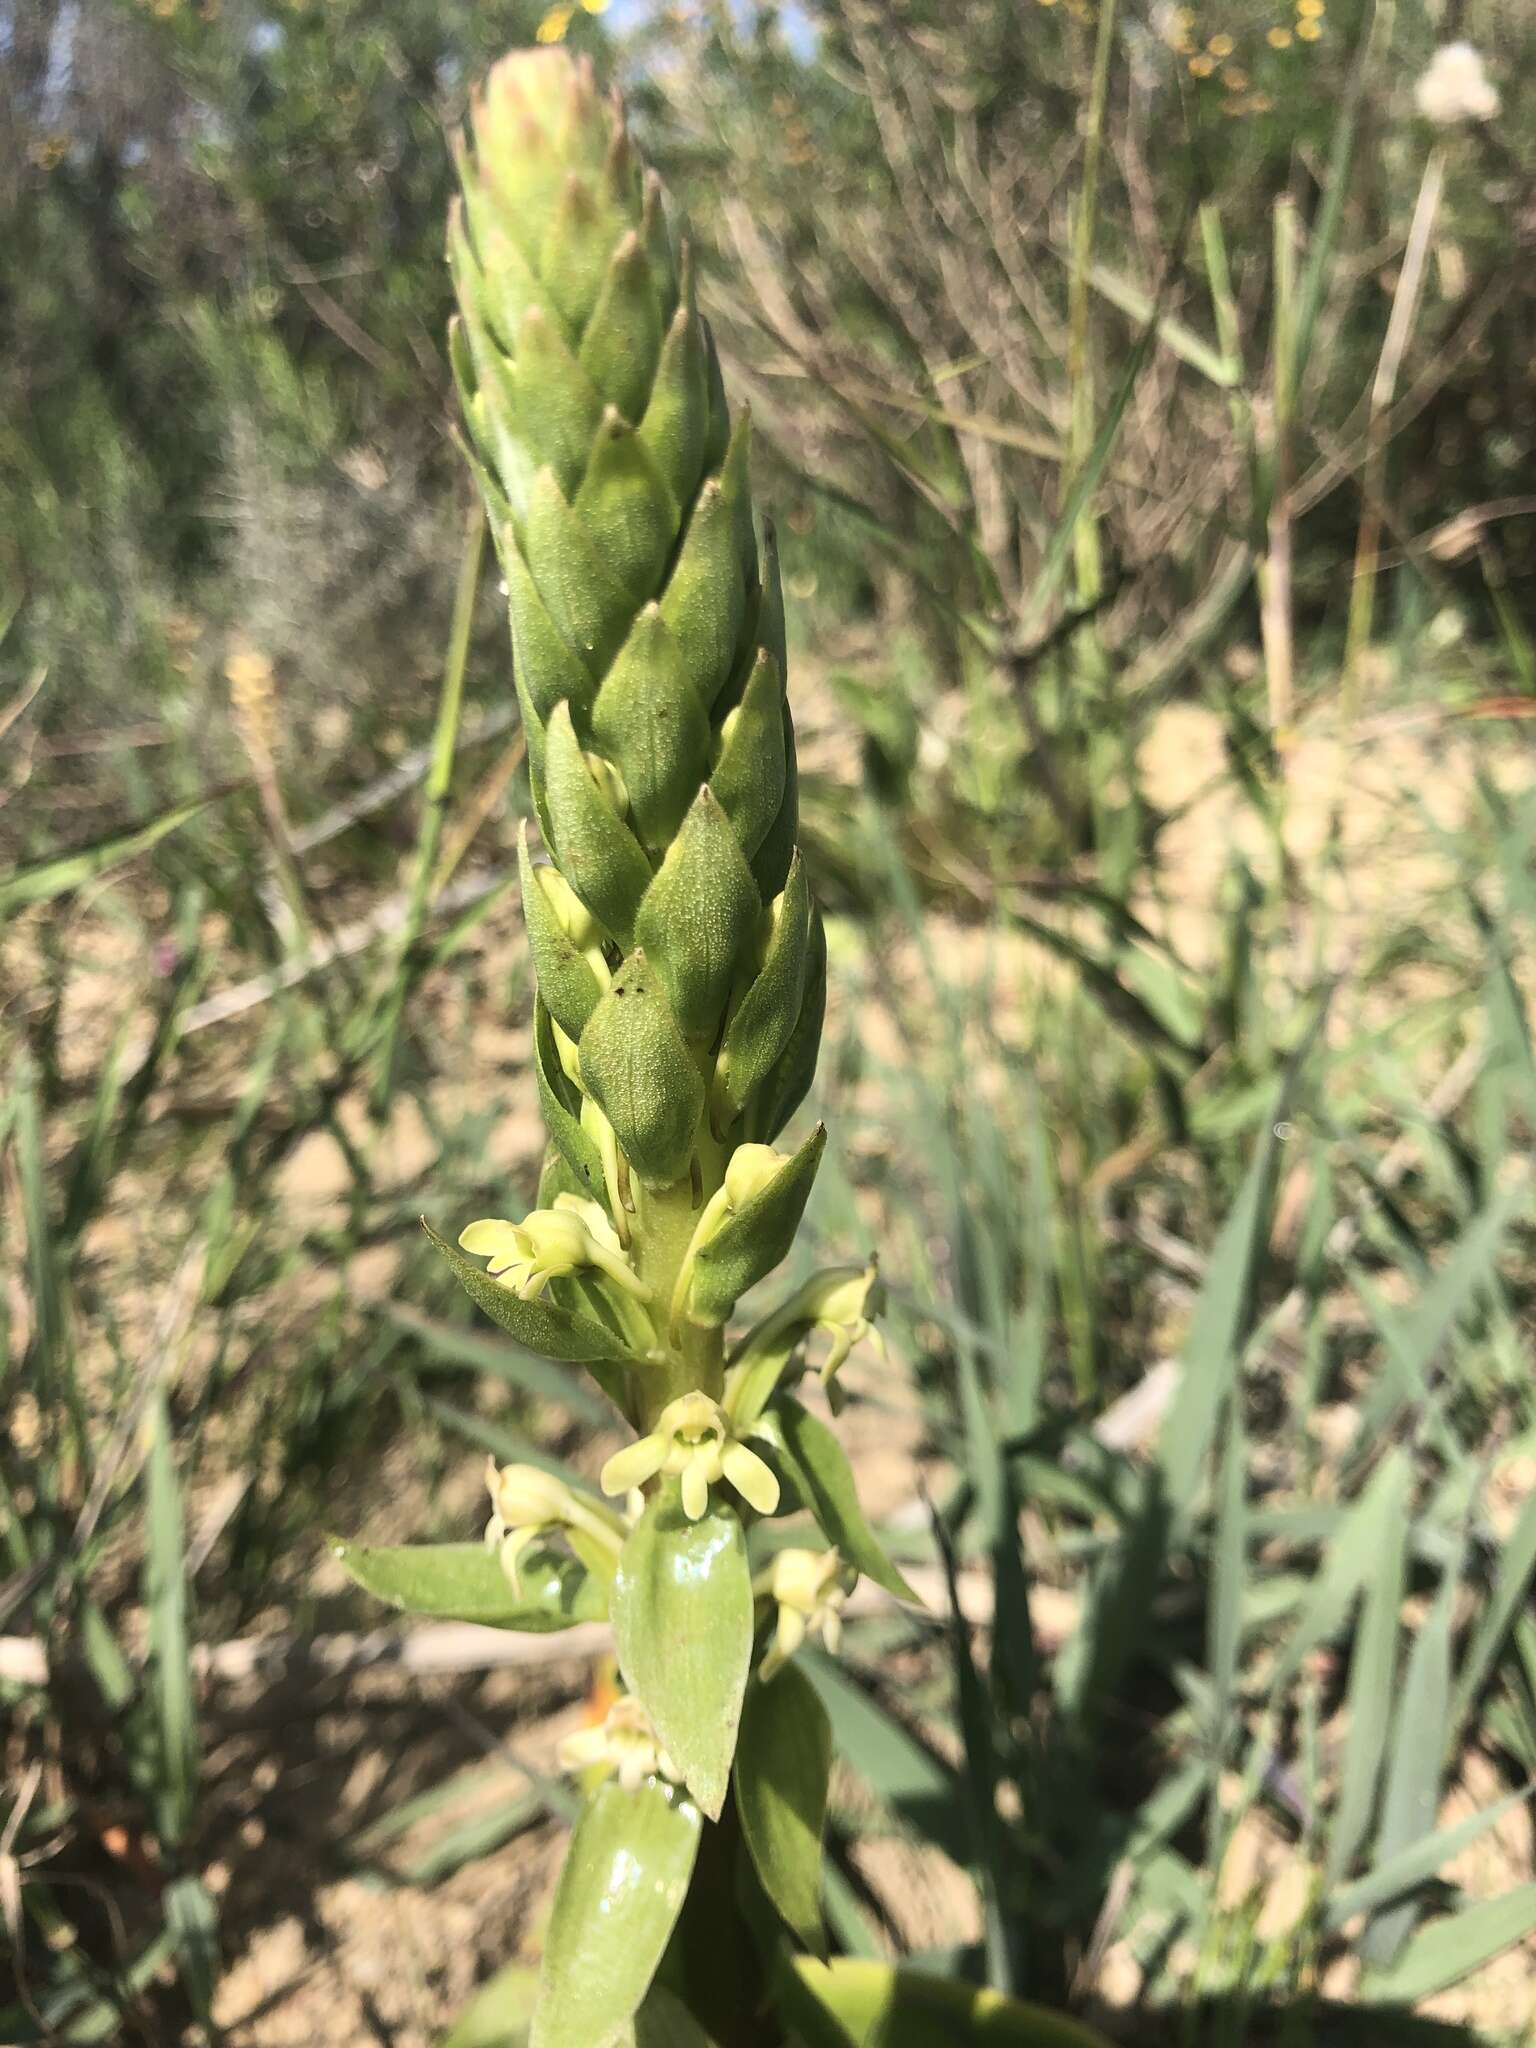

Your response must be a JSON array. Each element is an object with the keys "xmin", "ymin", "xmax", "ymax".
[
  {"xmin": 758, "ymin": 1548, "xmax": 856, "ymax": 1681},
  {"xmin": 558, "ymin": 1694, "xmax": 678, "ymax": 1792},
  {"xmin": 600, "ymin": 1391, "xmax": 780, "ymax": 1522},
  {"xmin": 458, "ymin": 1194, "xmax": 647, "ymax": 1303},
  {"xmin": 483, "ymin": 1458, "xmax": 626, "ymax": 1592}
]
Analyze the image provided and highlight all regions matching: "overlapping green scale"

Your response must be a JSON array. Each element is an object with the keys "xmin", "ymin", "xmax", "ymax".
[{"xmin": 451, "ymin": 47, "xmax": 822, "ymax": 1205}]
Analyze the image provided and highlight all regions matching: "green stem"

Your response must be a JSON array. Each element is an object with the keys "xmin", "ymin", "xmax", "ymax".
[
  {"xmin": 372, "ymin": 495, "xmax": 487, "ymax": 1110},
  {"xmin": 631, "ymin": 1170, "xmax": 727, "ymax": 1424}
]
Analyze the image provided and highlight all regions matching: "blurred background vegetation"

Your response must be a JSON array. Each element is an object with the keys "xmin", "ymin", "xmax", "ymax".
[{"xmin": 5, "ymin": 1, "xmax": 1536, "ymax": 2043}]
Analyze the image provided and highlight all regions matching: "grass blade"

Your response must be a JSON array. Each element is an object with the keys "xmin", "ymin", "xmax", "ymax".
[
  {"xmin": 144, "ymin": 1393, "xmax": 198, "ymax": 1849},
  {"xmin": 801, "ymin": 1653, "xmax": 969, "ymax": 1869},
  {"xmin": 1361, "ymin": 1884, "xmax": 1536, "ymax": 2007},
  {"xmin": 1362, "ymin": 1539, "xmax": 1465, "ymax": 1968},
  {"xmin": 1328, "ymin": 1787, "xmax": 1534, "ymax": 1930},
  {"xmin": 0, "ymin": 791, "xmax": 223, "ymax": 917},
  {"xmin": 1326, "ymin": 1460, "xmax": 1411, "ymax": 1884}
]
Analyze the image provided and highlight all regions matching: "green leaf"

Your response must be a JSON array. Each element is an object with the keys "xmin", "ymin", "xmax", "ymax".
[
  {"xmin": 385, "ymin": 1300, "xmax": 609, "ymax": 1426},
  {"xmin": 756, "ymin": 1399, "xmax": 919, "ymax": 1604},
  {"xmin": 1156, "ymin": 1095, "xmax": 1288, "ymax": 1521},
  {"xmin": 634, "ymin": 1986, "xmax": 722, "ymax": 2047},
  {"xmin": 1328, "ymin": 1787, "xmax": 1535, "ymax": 1930},
  {"xmin": 613, "ymin": 1489, "xmax": 753, "ymax": 1819},
  {"xmin": 532, "ymin": 1779, "xmax": 702, "ymax": 2048},
  {"xmin": 1452, "ymin": 1482, "xmax": 1536, "ymax": 1742},
  {"xmin": 688, "ymin": 1123, "xmax": 827, "ymax": 1326},
  {"xmin": 0, "ymin": 789, "xmax": 222, "ymax": 917},
  {"xmin": 442, "ymin": 1962, "xmax": 541, "ymax": 2048},
  {"xmin": 425, "ymin": 1219, "xmax": 633, "ymax": 1363},
  {"xmin": 1326, "ymin": 1457, "xmax": 1410, "ymax": 1884},
  {"xmin": 1053, "ymin": 250, "xmax": 1239, "ymax": 387},
  {"xmin": 1360, "ymin": 1885, "xmax": 1536, "ymax": 2008},
  {"xmin": 1363, "ymin": 1541, "xmax": 1464, "ymax": 1968},
  {"xmin": 163, "ymin": 1875, "xmax": 219, "ymax": 2028},
  {"xmin": 577, "ymin": 950, "xmax": 706, "ymax": 1190},
  {"xmin": 331, "ymin": 1539, "xmax": 606, "ymax": 1631},
  {"xmin": 778, "ymin": 1958, "xmax": 1114, "ymax": 2047},
  {"xmin": 800, "ymin": 1656, "xmax": 968, "ymax": 1869},
  {"xmin": 1348, "ymin": 1176, "xmax": 1532, "ymax": 1454},
  {"xmin": 736, "ymin": 1664, "xmax": 831, "ymax": 1955}
]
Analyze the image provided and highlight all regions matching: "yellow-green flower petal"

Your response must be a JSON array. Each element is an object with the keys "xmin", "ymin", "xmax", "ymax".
[
  {"xmin": 496, "ymin": 1523, "xmax": 541, "ymax": 1595},
  {"xmin": 680, "ymin": 1459, "xmax": 712, "ymax": 1522},
  {"xmin": 459, "ymin": 1218, "xmax": 524, "ymax": 1259},
  {"xmin": 601, "ymin": 1434, "xmax": 667, "ymax": 1498},
  {"xmin": 721, "ymin": 1439, "xmax": 780, "ymax": 1516}
]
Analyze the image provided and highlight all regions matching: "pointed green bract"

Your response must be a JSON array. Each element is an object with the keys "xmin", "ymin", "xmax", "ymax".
[
  {"xmin": 687, "ymin": 1124, "xmax": 828, "ymax": 1328},
  {"xmin": 578, "ymin": 952, "xmax": 705, "ymax": 1190},
  {"xmin": 635, "ymin": 788, "xmax": 762, "ymax": 1043}
]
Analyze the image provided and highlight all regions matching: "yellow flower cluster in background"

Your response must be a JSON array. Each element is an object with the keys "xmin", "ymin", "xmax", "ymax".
[
  {"xmin": 1158, "ymin": 3, "xmax": 1326, "ymax": 113},
  {"xmin": 536, "ymin": 0, "xmax": 610, "ymax": 45}
]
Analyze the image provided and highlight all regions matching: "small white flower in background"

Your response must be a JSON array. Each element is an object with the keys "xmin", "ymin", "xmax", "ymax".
[
  {"xmin": 599, "ymin": 1390, "xmax": 781, "ymax": 1522},
  {"xmin": 558, "ymin": 1694, "xmax": 678, "ymax": 1792},
  {"xmin": 759, "ymin": 1547, "xmax": 856, "ymax": 1682},
  {"xmin": 1415, "ymin": 43, "xmax": 1500, "ymax": 126}
]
